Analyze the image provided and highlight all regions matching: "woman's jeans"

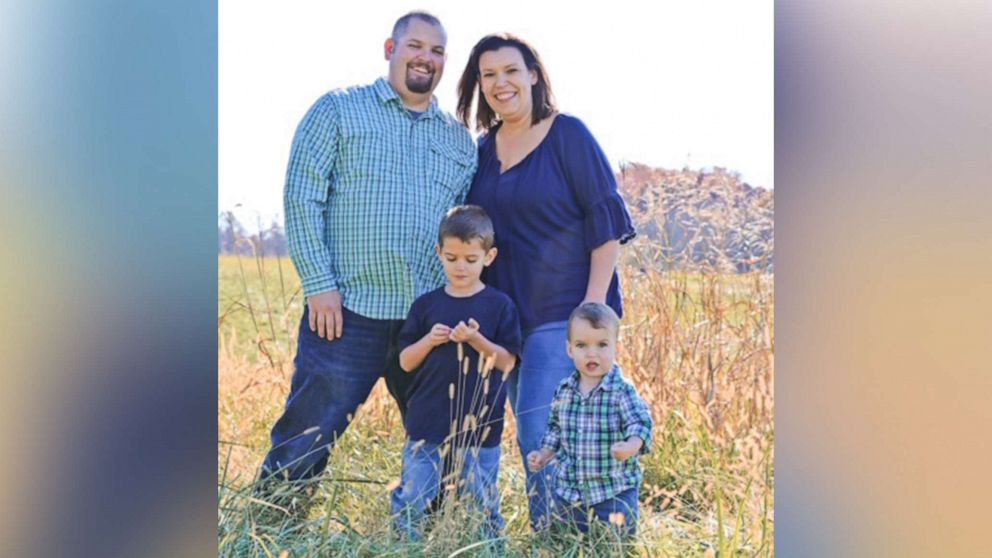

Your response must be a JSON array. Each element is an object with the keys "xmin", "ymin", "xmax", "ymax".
[
  {"xmin": 390, "ymin": 440, "xmax": 504, "ymax": 540},
  {"xmin": 506, "ymin": 320, "xmax": 574, "ymax": 530}
]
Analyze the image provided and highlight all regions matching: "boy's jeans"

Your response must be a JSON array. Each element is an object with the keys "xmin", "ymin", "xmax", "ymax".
[
  {"xmin": 506, "ymin": 320, "xmax": 574, "ymax": 530},
  {"xmin": 391, "ymin": 440, "xmax": 504, "ymax": 541},
  {"xmin": 260, "ymin": 306, "xmax": 412, "ymax": 481},
  {"xmin": 555, "ymin": 486, "xmax": 640, "ymax": 537}
]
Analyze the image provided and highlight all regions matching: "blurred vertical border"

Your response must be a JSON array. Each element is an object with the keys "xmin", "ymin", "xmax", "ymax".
[
  {"xmin": 776, "ymin": 0, "xmax": 991, "ymax": 556},
  {"xmin": 1, "ymin": 0, "xmax": 216, "ymax": 556}
]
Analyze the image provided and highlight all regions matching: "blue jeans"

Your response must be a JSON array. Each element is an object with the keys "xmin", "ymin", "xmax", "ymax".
[
  {"xmin": 260, "ymin": 306, "xmax": 412, "ymax": 481},
  {"xmin": 390, "ymin": 440, "xmax": 504, "ymax": 541},
  {"xmin": 555, "ymin": 486, "xmax": 639, "ymax": 537},
  {"xmin": 506, "ymin": 320, "xmax": 574, "ymax": 530}
]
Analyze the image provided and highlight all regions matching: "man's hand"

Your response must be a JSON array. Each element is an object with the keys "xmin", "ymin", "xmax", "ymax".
[
  {"xmin": 308, "ymin": 290, "xmax": 343, "ymax": 340},
  {"xmin": 610, "ymin": 436, "xmax": 644, "ymax": 461},
  {"xmin": 428, "ymin": 323, "xmax": 452, "ymax": 346},
  {"xmin": 527, "ymin": 448, "xmax": 555, "ymax": 472},
  {"xmin": 449, "ymin": 318, "xmax": 480, "ymax": 343}
]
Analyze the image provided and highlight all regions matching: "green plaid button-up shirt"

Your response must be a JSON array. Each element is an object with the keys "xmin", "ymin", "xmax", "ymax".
[
  {"xmin": 540, "ymin": 365, "xmax": 654, "ymax": 506},
  {"xmin": 284, "ymin": 78, "xmax": 477, "ymax": 319}
]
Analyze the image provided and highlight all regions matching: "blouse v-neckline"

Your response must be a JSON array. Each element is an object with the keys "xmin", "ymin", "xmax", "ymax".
[{"xmin": 494, "ymin": 115, "xmax": 559, "ymax": 176}]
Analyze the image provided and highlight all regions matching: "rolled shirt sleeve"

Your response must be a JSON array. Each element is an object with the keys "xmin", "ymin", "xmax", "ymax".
[{"xmin": 618, "ymin": 382, "xmax": 654, "ymax": 454}]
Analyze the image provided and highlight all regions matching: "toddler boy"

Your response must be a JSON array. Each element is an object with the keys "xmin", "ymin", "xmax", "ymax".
[{"xmin": 527, "ymin": 302, "xmax": 653, "ymax": 537}]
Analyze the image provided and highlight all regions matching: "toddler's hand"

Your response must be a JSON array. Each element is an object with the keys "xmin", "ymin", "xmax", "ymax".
[
  {"xmin": 610, "ymin": 437, "xmax": 643, "ymax": 461},
  {"xmin": 527, "ymin": 449, "xmax": 554, "ymax": 472},
  {"xmin": 449, "ymin": 318, "xmax": 480, "ymax": 343},
  {"xmin": 429, "ymin": 323, "xmax": 451, "ymax": 346}
]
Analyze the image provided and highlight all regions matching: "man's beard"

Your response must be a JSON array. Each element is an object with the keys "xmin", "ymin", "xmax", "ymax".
[{"xmin": 405, "ymin": 65, "xmax": 435, "ymax": 94}]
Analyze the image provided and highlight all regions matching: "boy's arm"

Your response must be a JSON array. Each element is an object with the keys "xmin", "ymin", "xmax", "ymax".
[{"xmin": 399, "ymin": 324, "xmax": 451, "ymax": 372}]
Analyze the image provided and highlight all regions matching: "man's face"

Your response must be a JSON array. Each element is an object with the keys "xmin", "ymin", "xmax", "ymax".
[{"xmin": 385, "ymin": 19, "xmax": 447, "ymax": 97}]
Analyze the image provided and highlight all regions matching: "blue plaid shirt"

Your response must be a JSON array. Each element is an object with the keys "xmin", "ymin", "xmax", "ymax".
[
  {"xmin": 540, "ymin": 364, "xmax": 654, "ymax": 506},
  {"xmin": 284, "ymin": 78, "xmax": 477, "ymax": 319}
]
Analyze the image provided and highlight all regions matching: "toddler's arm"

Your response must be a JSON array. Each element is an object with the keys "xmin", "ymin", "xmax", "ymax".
[
  {"xmin": 399, "ymin": 323, "xmax": 451, "ymax": 372},
  {"xmin": 610, "ymin": 436, "xmax": 644, "ymax": 461}
]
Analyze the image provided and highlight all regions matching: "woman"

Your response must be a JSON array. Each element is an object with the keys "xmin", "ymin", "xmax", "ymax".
[{"xmin": 457, "ymin": 33, "xmax": 637, "ymax": 530}]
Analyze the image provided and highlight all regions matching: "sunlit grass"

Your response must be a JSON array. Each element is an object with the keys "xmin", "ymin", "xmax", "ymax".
[{"xmin": 218, "ymin": 236, "xmax": 773, "ymax": 556}]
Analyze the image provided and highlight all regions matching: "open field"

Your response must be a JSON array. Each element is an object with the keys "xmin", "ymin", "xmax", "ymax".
[{"xmin": 218, "ymin": 242, "xmax": 774, "ymax": 556}]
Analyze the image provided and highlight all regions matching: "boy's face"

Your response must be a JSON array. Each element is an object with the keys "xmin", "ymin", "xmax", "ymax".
[
  {"xmin": 566, "ymin": 318, "xmax": 618, "ymax": 382},
  {"xmin": 436, "ymin": 237, "xmax": 496, "ymax": 291}
]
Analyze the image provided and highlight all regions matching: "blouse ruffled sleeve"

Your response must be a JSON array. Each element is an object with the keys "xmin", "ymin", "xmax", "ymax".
[
  {"xmin": 583, "ymin": 193, "xmax": 637, "ymax": 251},
  {"xmin": 556, "ymin": 115, "xmax": 638, "ymax": 251}
]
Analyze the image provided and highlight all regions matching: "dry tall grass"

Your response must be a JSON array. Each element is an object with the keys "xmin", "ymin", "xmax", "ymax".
[{"xmin": 218, "ymin": 236, "xmax": 773, "ymax": 556}]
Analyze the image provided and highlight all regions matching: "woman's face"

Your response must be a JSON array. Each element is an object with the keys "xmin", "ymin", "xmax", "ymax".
[{"xmin": 478, "ymin": 47, "xmax": 538, "ymax": 123}]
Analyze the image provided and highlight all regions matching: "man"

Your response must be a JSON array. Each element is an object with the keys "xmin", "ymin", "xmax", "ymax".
[{"xmin": 260, "ymin": 11, "xmax": 477, "ymax": 486}]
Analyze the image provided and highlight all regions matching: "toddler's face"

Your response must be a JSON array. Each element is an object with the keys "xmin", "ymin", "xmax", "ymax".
[
  {"xmin": 436, "ymin": 237, "xmax": 496, "ymax": 290},
  {"xmin": 566, "ymin": 318, "xmax": 617, "ymax": 381}
]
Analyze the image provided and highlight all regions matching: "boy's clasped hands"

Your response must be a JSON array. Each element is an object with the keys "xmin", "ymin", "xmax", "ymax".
[{"xmin": 427, "ymin": 318, "xmax": 481, "ymax": 346}]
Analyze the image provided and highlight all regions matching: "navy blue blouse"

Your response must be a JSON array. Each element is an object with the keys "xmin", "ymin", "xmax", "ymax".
[{"xmin": 466, "ymin": 114, "xmax": 636, "ymax": 332}]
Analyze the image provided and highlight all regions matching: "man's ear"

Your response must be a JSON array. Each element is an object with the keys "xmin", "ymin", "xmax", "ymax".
[
  {"xmin": 484, "ymin": 246, "xmax": 498, "ymax": 267},
  {"xmin": 384, "ymin": 38, "xmax": 394, "ymax": 61},
  {"xmin": 435, "ymin": 244, "xmax": 442, "ymax": 257}
]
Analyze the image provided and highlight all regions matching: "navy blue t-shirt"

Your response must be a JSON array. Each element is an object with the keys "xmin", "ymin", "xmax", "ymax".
[
  {"xmin": 466, "ymin": 114, "xmax": 636, "ymax": 332},
  {"xmin": 397, "ymin": 285, "xmax": 522, "ymax": 447}
]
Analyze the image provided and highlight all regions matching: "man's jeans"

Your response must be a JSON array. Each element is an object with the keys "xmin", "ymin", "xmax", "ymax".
[
  {"xmin": 555, "ymin": 486, "xmax": 639, "ymax": 537},
  {"xmin": 260, "ymin": 306, "xmax": 412, "ymax": 481},
  {"xmin": 390, "ymin": 440, "xmax": 504, "ymax": 541},
  {"xmin": 506, "ymin": 320, "xmax": 574, "ymax": 530}
]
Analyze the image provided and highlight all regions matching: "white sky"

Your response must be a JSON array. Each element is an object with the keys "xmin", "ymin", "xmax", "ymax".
[{"xmin": 219, "ymin": 0, "xmax": 773, "ymax": 228}]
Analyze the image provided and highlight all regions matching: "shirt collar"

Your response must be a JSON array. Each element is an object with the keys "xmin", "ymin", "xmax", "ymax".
[
  {"xmin": 373, "ymin": 77, "xmax": 439, "ymax": 119},
  {"xmin": 565, "ymin": 364, "xmax": 622, "ymax": 395}
]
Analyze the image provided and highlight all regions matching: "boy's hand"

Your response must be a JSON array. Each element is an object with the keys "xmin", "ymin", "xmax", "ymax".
[
  {"xmin": 449, "ymin": 318, "xmax": 480, "ymax": 343},
  {"xmin": 527, "ymin": 448, "xmax": 555, "ymax": 472},
  {"xmin": 610, "ymin": 437, "xmax": 644, "ymax": 461},
  {"xmin": 428, "ymin": 323, "xmax": 452, "ymax": 346}
]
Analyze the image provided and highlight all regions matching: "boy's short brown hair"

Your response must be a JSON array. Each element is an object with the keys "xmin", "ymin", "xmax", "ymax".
[
  {"xmin": 567, "ymin": 302, "xmax": 620, "ymax": 340},
  {"xmin": 438, "ymin": 205, "xmax": 495, "ymax": 250}
]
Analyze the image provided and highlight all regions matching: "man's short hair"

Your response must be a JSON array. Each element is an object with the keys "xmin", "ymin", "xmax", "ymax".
[
  {"xmin": 568, "ymin": 303, "xmax": 621, "ymax": 340},
  {"xmin": 391, "ymin": 11, "xmax": 443, "ymax": 41},
  {"xmin": 438, "ymin": 205, "xmax": 495, "ymax": 250}
]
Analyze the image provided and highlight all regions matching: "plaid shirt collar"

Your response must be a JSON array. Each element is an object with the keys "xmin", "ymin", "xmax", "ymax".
[
  {"xmin": 562, "ymin": 364, "xmax": 623, "ymax": 396},
  {"xmin": 372, "ymin": 77, "xmax": 440, "ymax": 119}
]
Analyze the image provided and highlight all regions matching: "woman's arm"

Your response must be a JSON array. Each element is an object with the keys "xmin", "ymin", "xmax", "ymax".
[{"xmin": 584, "ymin": 239, "xmax": 620, "ymax": 304}]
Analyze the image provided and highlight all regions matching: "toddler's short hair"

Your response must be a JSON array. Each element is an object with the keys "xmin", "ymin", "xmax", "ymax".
[
  {"xmin": 568, "ymin": 302, "xmax": 620, "ymax": 340},
  {"xmin": 438, "ymin": 205, "xmax": 495, "ymax": 250}
]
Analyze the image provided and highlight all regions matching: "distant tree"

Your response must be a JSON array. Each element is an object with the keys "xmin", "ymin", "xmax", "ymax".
[{"xmin": 218, "ymin": 211, "xmax": 250, "ymax": 255}]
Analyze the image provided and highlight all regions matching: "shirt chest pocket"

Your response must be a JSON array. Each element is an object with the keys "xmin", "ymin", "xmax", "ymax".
[
  {"xmin": 337, "ymin": 130, "xmax": 396, "ymax": 187},
  {"xmin": 429, "ymin": 140, "xmax": 471, "ymax": 195}
]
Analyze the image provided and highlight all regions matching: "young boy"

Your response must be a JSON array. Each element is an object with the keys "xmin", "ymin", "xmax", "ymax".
[
  {"xmin": 391, "ymin": 205, "xmax": 521, "ymax": 540},
  {"xmin": 527, "ymin": 303, "xmax": 653, "ymax": 537}
]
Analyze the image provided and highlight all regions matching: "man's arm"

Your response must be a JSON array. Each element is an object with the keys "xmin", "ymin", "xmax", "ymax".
[{"xmin": 284, "ymin": 95, "xmax": 342, "ymax": 340}]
